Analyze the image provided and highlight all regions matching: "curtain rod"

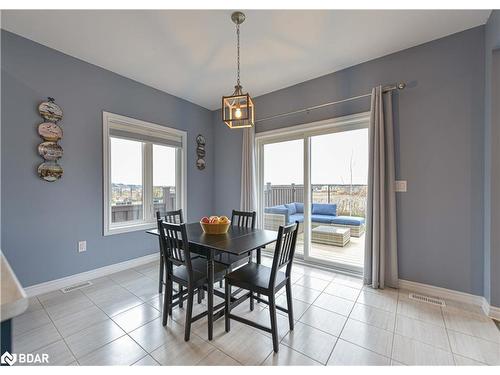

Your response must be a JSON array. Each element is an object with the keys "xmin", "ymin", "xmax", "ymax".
[{"xmin": 255, "ymin": 82, "xmax": 407, "ymax": 123}]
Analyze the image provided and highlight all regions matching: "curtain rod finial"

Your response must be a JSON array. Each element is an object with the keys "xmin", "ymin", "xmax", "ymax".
[{"xmin": 397, "ymin": 82, "xmax": 406, "ymax": 90}]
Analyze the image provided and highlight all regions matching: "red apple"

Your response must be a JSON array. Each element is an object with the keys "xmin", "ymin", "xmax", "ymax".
[{"xmin": 201, "ymin": 216, "xmax": 210, "ymax": 223}]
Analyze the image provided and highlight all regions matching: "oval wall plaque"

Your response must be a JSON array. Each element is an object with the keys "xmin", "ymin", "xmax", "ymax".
[
  {"xmin": 38, "ymin": 101, "xmax": 63, "ymax": 122},
  {"xmin": 38, "ymin": 122, "xmax": 63, "ymax": 141},
  {"xmin": 37, "ymin": 162, "xmax": 63, "ymax": 182},
  {"xmin": 38, "ymin": 142, "xmax": 63, "ymax": 161}
]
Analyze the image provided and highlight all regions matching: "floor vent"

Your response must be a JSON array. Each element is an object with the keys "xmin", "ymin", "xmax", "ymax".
[
  {"xmin": 409, "ymin": 292, "xmax": 446, "ymax": 307},
  {"xmin": 60, "ymin": 281, "xmax": 93, "ymax": 293}
]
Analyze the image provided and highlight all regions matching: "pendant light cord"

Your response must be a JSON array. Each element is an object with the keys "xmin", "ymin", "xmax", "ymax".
[{"xmin": 236, "ymin": 22, "xmax": 240, "ymax": 87}]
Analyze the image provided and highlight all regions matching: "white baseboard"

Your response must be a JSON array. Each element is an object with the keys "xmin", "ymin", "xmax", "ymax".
[
  {"xmin": 398, "ymin": 279, "xmax": 485, "ymax": 307},
  {"xmin": 24, "ymin": 252, "xmax": 158, "ymax": 297},
  {"xmin": 482, "ymin": 301, "xmax": 500, "ymax": 321},
  {"xmin": 399, "ymin": 279, "xmax": 499, "ymax": 321}
]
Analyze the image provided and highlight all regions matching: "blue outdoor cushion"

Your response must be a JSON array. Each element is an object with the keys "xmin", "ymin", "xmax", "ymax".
[
  {"xmin": 330, "ymin": 216, "xmax": 365, "ymax": 226},
  {"xmin": 264, "ymin": 205, "xmax": 289, "ymax": 223},
  {"xmin": 285, "ymin": 203, "xmax": 297, "ymax": 215},
  {"xmin": 312, "ymin": 203, "xmax": 337, "ymax": 216},
  {"xmin": 264, "ymin": 204, "xmax": 286, "ymax": 213},
  {"xmin": 295, "ymin": 202, "xmax": 304, "ymax": 213},
  {"xmin": 311, "ymin": 214, "xmax": 337, "ymax": 224},
  {"xmin": 288, "ymin": 213, "xmax": 304, "ymax": 224}
]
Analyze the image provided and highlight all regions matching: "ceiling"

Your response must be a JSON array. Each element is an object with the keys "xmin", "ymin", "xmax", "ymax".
[{"xmin": 2, "ymin": 10, "xmax": 491, "ymax": 110}]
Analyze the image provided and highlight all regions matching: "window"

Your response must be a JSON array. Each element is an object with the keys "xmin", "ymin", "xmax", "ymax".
[{"xmin": 103, "ymin": 112, "xmax": 186, "ymax": 235}]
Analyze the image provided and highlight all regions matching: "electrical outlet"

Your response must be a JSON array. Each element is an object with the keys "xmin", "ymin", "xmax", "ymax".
[
  {"xmin": 395, "ymin": 180, "xmax": 407, "ymax": 192},
  {"xmin": 78, "ymin": 241, "xmax": 87, "ymax": 253}
]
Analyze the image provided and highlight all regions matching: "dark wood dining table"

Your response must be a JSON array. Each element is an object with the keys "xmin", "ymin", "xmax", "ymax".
[{"xmin": 146, "ymin": 222, "xmax": 277, "ymax": 340}]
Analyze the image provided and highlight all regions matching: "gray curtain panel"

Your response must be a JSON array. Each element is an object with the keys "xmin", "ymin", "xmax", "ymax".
[
  {"xmin": 364, "ymin": 86, "xmax": 399, "ymax": 289},
  {"xmin": 240, "ymin": 127, "xmax": 257, "ymax": 212}
]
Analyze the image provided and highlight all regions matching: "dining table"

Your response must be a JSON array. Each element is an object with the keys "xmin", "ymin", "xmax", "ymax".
[{"xmin": 146, "ymin": 222, "xmax": 277, "ymax": 340}]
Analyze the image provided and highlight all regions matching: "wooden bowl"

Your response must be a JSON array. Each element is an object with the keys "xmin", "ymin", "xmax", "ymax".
[{"xmin": 200, "ymin": 221, "xmax": 231, "ymax": 234}]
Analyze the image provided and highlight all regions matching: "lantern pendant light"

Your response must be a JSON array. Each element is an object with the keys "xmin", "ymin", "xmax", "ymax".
[{"xmin": 222, "ymin": 11, "xmax": 255, "ymax": 129}]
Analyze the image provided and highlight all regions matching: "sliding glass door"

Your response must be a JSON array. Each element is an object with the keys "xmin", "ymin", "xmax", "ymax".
[
  {"xmin": 309, "ymin": 128, "xmax": 368, "ymax": 272},
  {"xmin": 256, "ymin": 114, "xmax": 369, "ymax": 272},
  {"xmin": 261, "ymin": 138, "xmax": 304, "ymax": 256}
]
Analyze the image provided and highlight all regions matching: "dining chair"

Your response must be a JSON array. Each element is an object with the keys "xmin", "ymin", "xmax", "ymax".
[
  {"xmin": 216, "ymin": 210, "xmax": 258, "ymax": 288},
  {"xmin": 158, "ymin": 221, "xmax": 226, "ymax": 341},
  {"xmin": 164, "ymin": 209, "xmax": 184, "ymax": 224},
  {"xmin": 224, "ymin": 221, "xmax": 299, "ymax": 353},
  {"xmin": 156, "ymin": 210, "xmax": 204, "ymax": 306},
  {"xmin": 156, "ymin": 209, "xmax": 184, "ymax": 294}
]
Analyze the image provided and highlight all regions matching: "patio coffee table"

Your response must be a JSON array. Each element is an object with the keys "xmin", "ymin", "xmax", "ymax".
[{"xmin": 311, "ymin": 225, "xmax": 351, "ymax": 247}]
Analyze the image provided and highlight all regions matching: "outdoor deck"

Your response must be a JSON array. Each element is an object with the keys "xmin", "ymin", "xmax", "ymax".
[
  {"xmin": 295, "ymin": 232, "xmax": 364, "ymax": 269},
  {"xmin": 265, "ymin": 232, "xmax": 364, "ymax": 271}
]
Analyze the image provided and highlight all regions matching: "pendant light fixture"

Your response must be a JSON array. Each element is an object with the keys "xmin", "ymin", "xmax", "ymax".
[{"xmin": 222, "ymin": 11, "xmax": 255, "ymax": 129}]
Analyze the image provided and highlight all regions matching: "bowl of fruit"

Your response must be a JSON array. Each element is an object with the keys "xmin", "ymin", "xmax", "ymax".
[{"xmin": 200, "ymin": 216, "xmax": 231, "ymax": 234}]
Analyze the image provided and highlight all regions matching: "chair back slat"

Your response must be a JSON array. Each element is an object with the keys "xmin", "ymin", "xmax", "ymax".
[
  {"xmin": 158, "ymin": 221, "xmax": 193, "ymax": 275},
  {"xmin": 269, "ymin": 221, "xmax": 299, "ymax": 287},
  {"xmin": 231, "ymin": 210, "xmax": 256, "ymax": 229},
  {"xmin": 164, "ymin": 209, "xmax": 184, "ymax": 224}
]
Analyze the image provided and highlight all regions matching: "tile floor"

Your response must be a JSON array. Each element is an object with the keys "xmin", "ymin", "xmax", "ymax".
[{"xmin": 12, "ymin": 256, "xmax": 500, "ymax": 366}]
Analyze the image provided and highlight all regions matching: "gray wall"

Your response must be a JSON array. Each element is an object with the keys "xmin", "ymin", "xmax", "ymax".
[
  {"xmin": 1, "ymin": 30, "xmax": 214, "ymax": 287},
  {"xmin": 213, "ymin": 26, "xmax": 486, "ymax": 297},
  {"xmin": 484, "ymin": 10, "xmax": 500, "ymax": 306}
]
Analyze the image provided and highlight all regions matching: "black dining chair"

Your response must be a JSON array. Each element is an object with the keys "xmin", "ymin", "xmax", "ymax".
[
  {"xmin": 164, "ymin": 209, "xmax": 184, "ymax": 224},
  {"xmin": 224, "ymin": 221, "xmax": 299, "ymax": 353},
  {"xmin": 159, "ymin": 221, "xmax": 226, "ymax": 341},
  {"xmin": 156, "ymin": 209, "xmax": 184, "ymax": 294},
  {"xmin": 216, "ymin": 210, "xmax": 258, "ymax": 287},
  {"xmin": 156, "ymin": 210, "xmax": 205, "ymax": 306}
]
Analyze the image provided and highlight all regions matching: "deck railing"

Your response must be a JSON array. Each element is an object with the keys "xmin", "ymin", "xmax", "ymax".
[
  {"xmin": 111, "ymin": 186, "xmax": 176, "ymax": 222},
  {"xmin": 264, "ymin": 183, "xmax": 367, "ymax": 217}
]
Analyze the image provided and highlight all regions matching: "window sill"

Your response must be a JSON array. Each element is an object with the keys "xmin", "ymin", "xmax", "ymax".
[{"xmin": 104, "ymin": 221, "xmax": 156, "ymax": 236}]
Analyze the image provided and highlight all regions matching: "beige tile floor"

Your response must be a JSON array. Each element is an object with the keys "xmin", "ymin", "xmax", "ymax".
[{"xmin": 12, "ymin": 257, "xmax": 500, "ymax": 366}]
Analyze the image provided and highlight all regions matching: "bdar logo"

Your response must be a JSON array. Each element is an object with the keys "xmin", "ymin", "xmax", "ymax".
[
  {"xmin": 1, "ymin": 351, "xmax": 49, "ymax": 365},
  {"xmin": 1, "ymin": 351, "xmax": 17, "ymax": 366}
]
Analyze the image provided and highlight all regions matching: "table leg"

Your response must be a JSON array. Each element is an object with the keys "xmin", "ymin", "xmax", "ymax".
[{"xmin": 207, "ymin": 248, "xmax": 214, "ymax": 340}]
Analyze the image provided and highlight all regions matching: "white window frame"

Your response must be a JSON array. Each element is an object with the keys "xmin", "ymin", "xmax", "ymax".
[
  {"xmin": 103, "ymin": 112, "xmax": 187, "ymax": 236},
  {"xmin": 255, "ymin": 112, "xmax": 370, "ymax": 272}
]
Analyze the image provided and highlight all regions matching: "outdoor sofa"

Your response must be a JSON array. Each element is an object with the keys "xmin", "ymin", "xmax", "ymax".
[{"xmin": 264, "ymin": 202, "xmax": 365, "ymax": 237}]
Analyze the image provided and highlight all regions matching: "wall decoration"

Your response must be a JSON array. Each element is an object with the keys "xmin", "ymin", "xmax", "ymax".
[
  {"xmin": 37, "ymin": 97, "xmax": 63, "ymax": 182},
  {"xmin": 38, "ymin": 142, "xmax": 63, "ymax": 161},
  {"xmin": 196, "ymin": 158, "xmax": 206, "ymax": 170},
  {"xmin": 38, "ymin": 99, "xmax": 63, "ymax": 122},
  {"xmin": 196, "ymin": 134, "xmax": 206, "ymax": 170},
  {"xmin": 37, "ymin": 162, "xmax": 63, "ymax": 182},
  {"xmin": 38, "ymin": 122, "xmax": 63, "ymax": 141}
]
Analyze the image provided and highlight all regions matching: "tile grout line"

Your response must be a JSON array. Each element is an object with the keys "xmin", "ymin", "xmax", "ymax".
[
  {"xmin": 50, "ymin": 275, "xmax": 158, "ymax": 364},
  {"xmin": 389, "ymin": 288, "xmax": 400, "ymax": 364},
  {"xmin": 441, "ymin": 305, "xmax": 457, "ymax": 365},
  {"xmin": 288, "ymin": 273, "xmax": 342, "ymax": 365},
  {"xmin": 195, "ymin": 340, "xmax": 245, "ymax": 366},
  {"xmin": 130, "ymin": 353, "xmax": 160, "ymax": 366},
  {"xmin": 54, "ymin": 287, "xmax": 130, "ymax": 365},
  {"xmin": 324, "ymin": 278, "xmax": 364, "ymax": 365},
  {"xmin": 35, "ymin": 294, "xmax": 81, "ymax": 365},
  {"xmin": 261, "ymin": 271, "xmax": 372, "ymax": 365}
]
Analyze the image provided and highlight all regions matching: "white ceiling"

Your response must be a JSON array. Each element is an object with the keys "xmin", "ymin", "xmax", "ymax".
[{"xmin": 2, "ymin": 10, "xmax": 491, "ymax": 110}]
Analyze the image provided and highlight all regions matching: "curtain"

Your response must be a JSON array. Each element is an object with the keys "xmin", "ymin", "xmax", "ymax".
[
  {"xmin": 364, "ymin": 86, "xmax": 399, "ymax": 289},
  {"xmin": 240, "ymin": 127, "xmax": 257, "ymax": 212}
]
